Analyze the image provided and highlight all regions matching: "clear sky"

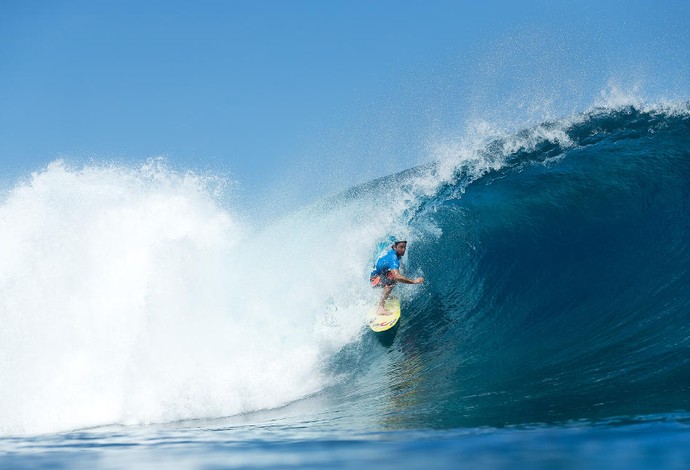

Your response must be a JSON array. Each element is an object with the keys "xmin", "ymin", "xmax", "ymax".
[{"xmin": 1, "ymin": 0, "xmax": 689, "ymax": 215}]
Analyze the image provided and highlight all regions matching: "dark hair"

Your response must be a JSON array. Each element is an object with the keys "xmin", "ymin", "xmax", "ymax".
[{"xmin": 393, "ymin": 240, "xmax": 407, "ymax": 246}]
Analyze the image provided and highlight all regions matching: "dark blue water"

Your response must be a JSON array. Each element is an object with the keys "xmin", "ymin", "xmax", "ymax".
[
  {"xmin": 400, "ymin": 105, "xmax": 690, "ymax": 428},
  {"xmin": 2, "ymin": 104, "xmax": 690, "ymax": 468}
]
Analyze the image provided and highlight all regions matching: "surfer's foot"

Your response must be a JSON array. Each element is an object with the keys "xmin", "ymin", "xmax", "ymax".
[{"xmin": 377, "ymin": 307, "xmax": 392, "ymax": 316}]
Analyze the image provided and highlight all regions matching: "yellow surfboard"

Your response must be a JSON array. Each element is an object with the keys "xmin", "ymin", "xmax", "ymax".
[{"xmin": 369, "ymin": 297, "xmax": 401, "ymax": 333}]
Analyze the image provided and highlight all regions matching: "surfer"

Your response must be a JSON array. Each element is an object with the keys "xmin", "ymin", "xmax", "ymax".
[{"xmin": 370, "ymin": 239, "xmax": 424, "ymax": 313}]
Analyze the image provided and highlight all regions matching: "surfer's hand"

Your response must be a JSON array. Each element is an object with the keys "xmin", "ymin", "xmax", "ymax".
[{"xmin": 414, "ymin": 277, "xmax": 425, "ymax": 284}]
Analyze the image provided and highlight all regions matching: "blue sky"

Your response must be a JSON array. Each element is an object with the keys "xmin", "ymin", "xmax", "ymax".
[{"xmin": 1, "ymin": 0, "xmax": 689, "ymax": 214}]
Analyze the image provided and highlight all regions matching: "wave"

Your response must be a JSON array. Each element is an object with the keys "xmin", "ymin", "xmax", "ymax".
[
  {"xmin": 342, "ymin": 103, "xmax": 690, "ymax": 428},
  {"xmin": 1, "ymin": 102, "xmax": 689, "ymax": 435}
]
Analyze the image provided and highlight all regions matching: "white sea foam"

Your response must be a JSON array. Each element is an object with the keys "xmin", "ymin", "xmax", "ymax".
[{"xmin": 0, "ymin": 160, "xmax": 374, "ymax": 435}]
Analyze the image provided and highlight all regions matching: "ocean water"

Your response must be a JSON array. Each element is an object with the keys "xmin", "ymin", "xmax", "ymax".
[{"xmin": 1, "ymin": 102, "xmax": 690, "ymax": 468}]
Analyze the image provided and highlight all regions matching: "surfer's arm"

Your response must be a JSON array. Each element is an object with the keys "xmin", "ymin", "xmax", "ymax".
[{"xmin": 390, "ymin": 269, "xmax": 424, "ymax": 284}]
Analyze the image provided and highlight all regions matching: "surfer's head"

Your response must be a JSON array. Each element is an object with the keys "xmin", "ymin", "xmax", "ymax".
[{"xmin": 392, "ymin": 240, "xmax": 407, "ymax": 257}]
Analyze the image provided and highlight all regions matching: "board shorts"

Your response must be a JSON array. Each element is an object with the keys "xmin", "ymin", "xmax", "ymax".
[{"xmin": 370, "ymin": 271, "xmax": 396, "ymax": 288}]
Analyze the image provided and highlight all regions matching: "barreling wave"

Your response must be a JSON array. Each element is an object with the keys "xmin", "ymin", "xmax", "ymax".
[
  {"xmin": 1, "ymin": 102, "xmax": 688, "ymax": 435},
  {"xmin": 337, "ymin": 103, "xmax": 690, "ymax": 429}
]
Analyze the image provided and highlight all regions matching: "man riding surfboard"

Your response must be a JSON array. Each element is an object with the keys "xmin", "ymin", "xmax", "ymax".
[{"xmin": 370, "ymin": 239, "xmax": 424, "ymax": 314}]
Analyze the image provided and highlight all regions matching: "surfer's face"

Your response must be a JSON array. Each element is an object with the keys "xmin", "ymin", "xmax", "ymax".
[{"xmin": 393, "ymin": 242, "xmax": 407, "ymax": 257}]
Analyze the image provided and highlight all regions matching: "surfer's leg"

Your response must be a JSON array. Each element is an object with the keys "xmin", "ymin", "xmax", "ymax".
[
  {"xmin": 379, "ymin": 285, "xmax": 394, "ymax": 310},
  {"xmin": 380, "ymin": 285, "xmax": 391, "ymax": 304}
]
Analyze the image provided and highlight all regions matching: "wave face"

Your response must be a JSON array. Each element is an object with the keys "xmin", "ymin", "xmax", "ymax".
[
  {"xmin": 1, "ymin": 104, "xmax": 689, "ymax": 435},
  {"xmin": 351, "ymin": 104, "xmax": 690, "ymax": 428}
]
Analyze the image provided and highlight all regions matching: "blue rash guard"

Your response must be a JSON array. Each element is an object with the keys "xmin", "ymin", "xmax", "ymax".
[{"xmin": 371, "ymin": 248, "xmax": 401, "ymax": 277}]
